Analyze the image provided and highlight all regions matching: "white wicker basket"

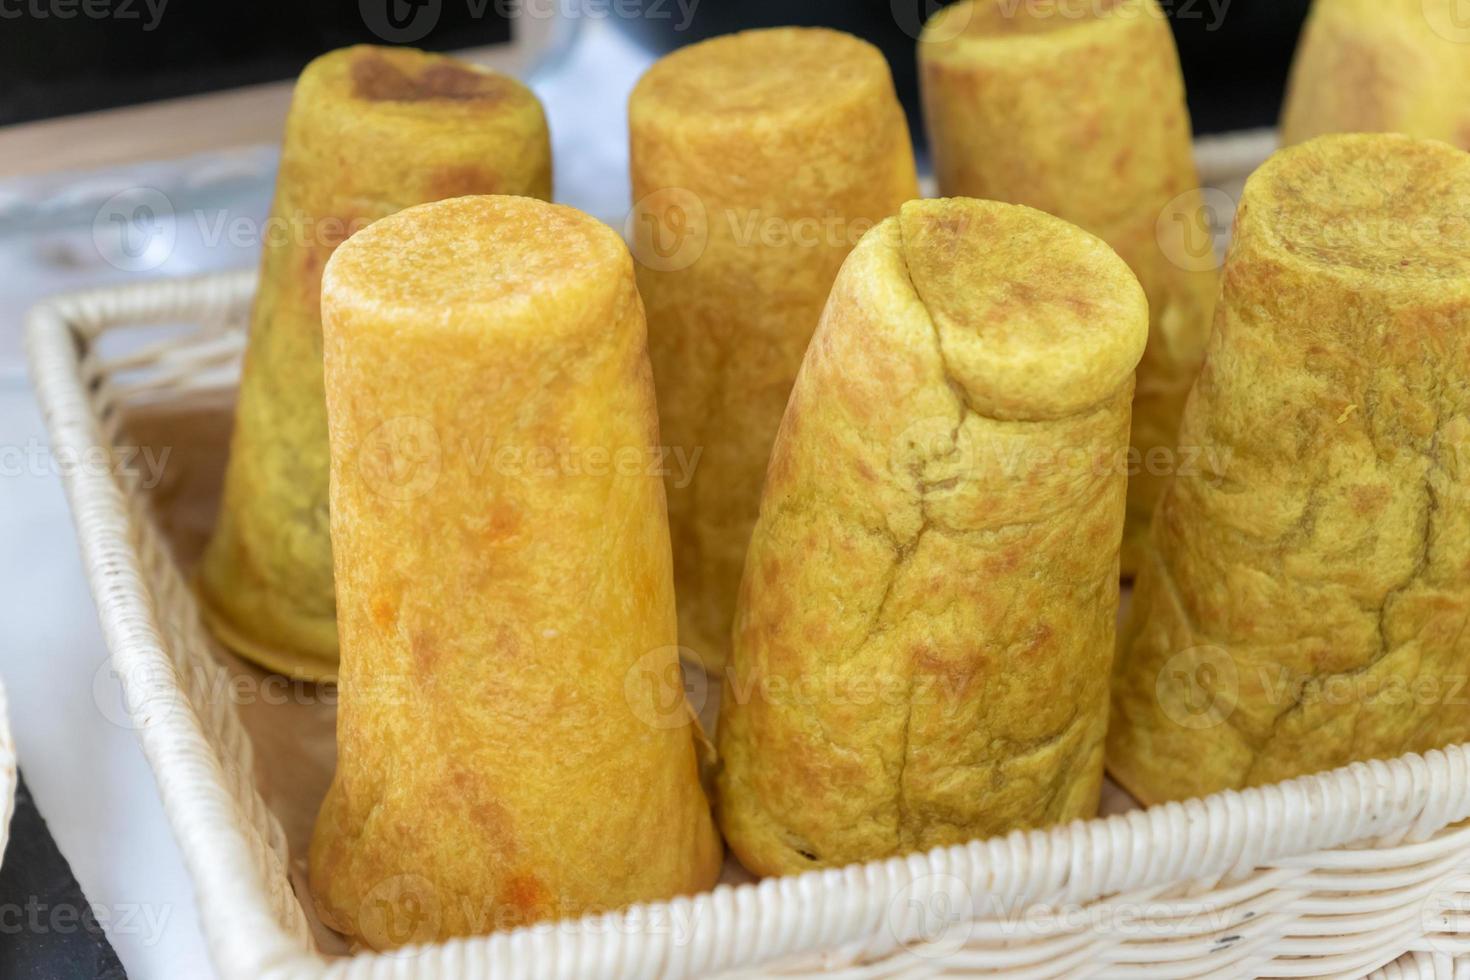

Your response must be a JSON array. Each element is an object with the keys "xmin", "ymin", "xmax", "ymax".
[{"xmin": 26, "ymin": 130, "xmax": 1470, "ymax": 980}]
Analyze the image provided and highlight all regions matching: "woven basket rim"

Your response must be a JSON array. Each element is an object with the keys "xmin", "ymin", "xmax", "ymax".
[{"xmin": 22, "ymin": 130, "xmax": 1470, "ymax": 980}]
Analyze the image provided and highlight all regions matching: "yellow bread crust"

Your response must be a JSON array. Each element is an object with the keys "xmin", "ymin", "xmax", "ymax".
[
  {"xmin": 716, "ymin": 198, "xmax": 1146, "ymax": 876},
  {"xmin": 629, "ymin": 27, "xmax": 920, "ymax": 671},
  {"xmin": 198, "ymin": 46, "xmax": 552, "ymax": 680},
  {"xmin": 919, "ymin": 0, "xmax": 1219, "ymax": 575},
  {"xmin": 1108, "ymin": 134, "xmax": 1470, "ymax": 806},
  {"xmin": 308, "ymin": 196, "xmax": 720, "ymax": 946},
  {"xmin": 1282, "ymin": 0, "xmax": 1470, "ymax": 151}
]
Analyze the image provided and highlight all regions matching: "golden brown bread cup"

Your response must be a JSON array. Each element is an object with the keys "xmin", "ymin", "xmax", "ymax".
[
  {"xmin": 1282, "ymin": 0, "xmax": 1470, "ymax": 150},
  {"xmin": 716, "ymin": 198, "xmax": 1148, "ymax": 876},
  {"xmin": 628, "ymin": 27, "xmax": 919, "ymax": 670},
  {"xmin": 1109, "ymin": 134, "xmax": 1470, "ymax": 806},
  {"xmin": 198, "ymin": 45, "xmax": 552, "ymax": 681},
  {"xmin": 918, "ymin": 0, "xmax": 1218, "ymax": 576},
  {"xmin": 308, "ymin": 196, "xmax": 721, "ymax": 947}
]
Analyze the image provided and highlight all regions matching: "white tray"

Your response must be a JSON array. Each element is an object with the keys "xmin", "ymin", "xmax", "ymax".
[{"xmin": 26, "ymin": 129, "xmax": 1470, "ymax": 979}]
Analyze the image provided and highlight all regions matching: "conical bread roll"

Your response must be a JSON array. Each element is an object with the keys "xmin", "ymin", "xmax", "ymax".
[
  {"xmin": 1110, "ymin": 134, "xmax": 1470, "ymax": 805},
  {"xmin": 199, "ymin": 46, "xmax": 552, "ymax": 680},
  {"xmin": 919, "ymin": 0, "xmax": 1218, "ymax": 575},
  {"xmin": 1283, "ymin": 0, "xmax": 1470, "ymax": 150},
  {"xmin": 717, "ymin": 198, "xmax": 1147, "ymax": 875},
  {"xmin": 629, "ymin": 27, "xmax": 919, "ymax": 670},
  {"xmin": 309, "ymin": 197, "xmax": 721, "ymax": 947}
]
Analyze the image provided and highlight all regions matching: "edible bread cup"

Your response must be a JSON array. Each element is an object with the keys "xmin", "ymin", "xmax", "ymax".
[
  {"xmin": 308, "ymin": 197, "xmax": 721, "ymax": 947},
  {"xmin": 199, "ymin": 46, "xmax": 552, "ymax": 680},
  {"xmin": 919, "ymin": 0, "xmax": 1218, "ymax": 575},
  {"xmin": 629, "ymin": 27, "xmax": 919, "ymax": 670},
  {"xmin": 716, "ymin": 198, "xmax": 1147, "ymax": 875},
  {"xmin": 1109, "ymin": 134, "xmax": 1470, "ymax": 805},
  {"xmin": 1282, "ymin": 0, "xmax": 1470, "ymax": 150}
]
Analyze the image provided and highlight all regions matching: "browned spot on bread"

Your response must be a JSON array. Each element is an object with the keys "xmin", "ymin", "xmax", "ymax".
[
  {"xmin": 369, "ymin": 591, "xmax": 398, "ymax": 630},
  {"xmin": 761, "ymin": 557, "xmax": 782, "ymax": 587},
  {"xmin": 352, "ymin": 54, "xmax": 509, "ymax": 103},
  {"xmin": 450, "ymin": 771, "xmax": 516, "ymax": 851},
  {"xmin": 411, "ymin": 629, "xmax": 439, "ymax": 672},
  {"xmin": 300, "ymin": 245, "xmax": 327, "ymax": 305},
  {"xmin": 1063, "ymin": 294, "xmax": 1099, "ymax": 318},
  {"xmin": 912, "ymin": 643, "xmax": 980, "ymax": 700},
  {"xmin": 498, "ymin": 871, "xmax": 552, "ymax": 920},
  {"xmin": 431, "ymin": 164, "xmax": 500, "ymax": 199},
  {"xmin": 986, "ymin": 544, "xmax": 1023, "ymax": 575},
  {"xmin": 482, "ymin": 500, "xmax": 522, "ymax": 544},
  {"xmin": 1349, "ymin": 483, "xmax": 1390, "ymax": 516}
]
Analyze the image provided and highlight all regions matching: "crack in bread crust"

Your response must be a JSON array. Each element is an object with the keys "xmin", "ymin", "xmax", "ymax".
[
  {"xmin": 716, "ymin": 200, "xmax": 1144, "ymax": 874},
  {"xmin": 1108, "ymin": 134, "xmax": 1470, "ymax": 805}
]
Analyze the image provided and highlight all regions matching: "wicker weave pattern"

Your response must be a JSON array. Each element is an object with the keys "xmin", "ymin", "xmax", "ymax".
[{"xmin": 24, "ymin": 132, "xmax": 1470, "ymax": 980}]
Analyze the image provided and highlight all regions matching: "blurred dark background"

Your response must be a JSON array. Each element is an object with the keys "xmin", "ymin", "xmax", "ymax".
[
  {"xmin": 614, "ymin": 0, "xmax": 1315, "ymax": 138},
  {"xmin": 0, "ymin": 1, "xmax": 514, "ymax": 127},
  {"xmin": 0, "ymin": 0, "xmax": 1312, "ymax": 137}
]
